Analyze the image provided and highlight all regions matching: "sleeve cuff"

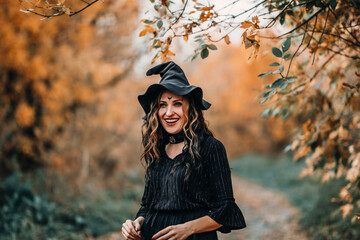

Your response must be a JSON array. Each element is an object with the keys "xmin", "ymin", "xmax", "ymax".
[{"xmin": 208, "ymin": 198, "xmax": 246, "ymax": 233}]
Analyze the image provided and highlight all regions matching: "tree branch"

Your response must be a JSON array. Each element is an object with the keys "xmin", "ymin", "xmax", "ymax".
[
  {"xmin": 265, "ymin": 0, "xmax": 295, "ymax": 28},
  {"xmin": 172, "ymin": 0, "xmax": 188, "ymax": 24},
  {"xmin": 277, "ymin": 8, "xmax": 324, "ymax": 38},
  {"xmin": 69, "ymin": 0, "xmax": 99, "ymax": 17},
  {"xmin": 312, "ymin": 7, "xmax": 330, "ymax": 64},
  {"xmin": 309, "ymin": 53, "xmax": 336, "ymax": 82},
  {"xmin": 286, "ymin": 28, "xmax": 307, "ymax": 78}
]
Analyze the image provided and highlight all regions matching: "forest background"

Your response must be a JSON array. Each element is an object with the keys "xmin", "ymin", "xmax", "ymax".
[{"xmin": 0, "ymin": 0, "xmax": 359, "ymax": 239}]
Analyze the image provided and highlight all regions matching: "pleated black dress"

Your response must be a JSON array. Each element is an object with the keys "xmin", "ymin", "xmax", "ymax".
[{"xmin": 135, "ymin": 136, "xmax": 246, "ymax": 240}]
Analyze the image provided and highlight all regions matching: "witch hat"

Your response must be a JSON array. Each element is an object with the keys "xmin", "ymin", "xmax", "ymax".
[{"xmin": 138, "ymin": 61, "xmax": 211, "ymax": 114}]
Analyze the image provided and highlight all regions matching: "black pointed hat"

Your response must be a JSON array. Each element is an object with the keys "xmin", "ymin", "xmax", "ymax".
[{"xmin": 138, "ymin": 61, "xmax": 211, "ymax": 114}]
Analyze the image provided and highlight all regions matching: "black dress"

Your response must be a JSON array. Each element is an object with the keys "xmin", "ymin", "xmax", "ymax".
[{"xmin": 135, "ymin": 136, "xmax": 246, "ymax": 240}]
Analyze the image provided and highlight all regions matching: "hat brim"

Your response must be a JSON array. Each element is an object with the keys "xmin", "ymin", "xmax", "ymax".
[{"xmin": 138, "ymin": 83, "xmax": 211, "ymax": 114}]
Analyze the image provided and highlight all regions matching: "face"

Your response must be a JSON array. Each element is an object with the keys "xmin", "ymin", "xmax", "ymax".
[{"xmin": 158, "ymin": 91, "xmax": 189, "ymax": 135}]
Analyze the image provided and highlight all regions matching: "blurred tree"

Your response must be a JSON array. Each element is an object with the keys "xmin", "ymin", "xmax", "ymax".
[
  {"xmin": 1, "ymin": 0, "xmax": 138, "ymax": 179},
  {"xmin": 135, "ymin": 0, "xmax": 360, "ymax": 222}
]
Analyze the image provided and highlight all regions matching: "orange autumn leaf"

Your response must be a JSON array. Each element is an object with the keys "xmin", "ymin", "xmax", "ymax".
[
  {"xmin": 240, "ymin": 21, "xmax": 254, "ymax": 29},
  {"xmin": 139, "ymin": 29, "xmax": 147, "ymax": 37},
  {"xmin": 224, "ymin": 35, "xmax": 231, "ymax": 45},
  {"xmin": 167, "ymin": 50, "xmax": 175, "ymax": 56}
]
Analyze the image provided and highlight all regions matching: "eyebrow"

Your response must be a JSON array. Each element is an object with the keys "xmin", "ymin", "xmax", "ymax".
[{"xmin": 159, "ymin": 98, "xmax": 183, "ymax": 102}]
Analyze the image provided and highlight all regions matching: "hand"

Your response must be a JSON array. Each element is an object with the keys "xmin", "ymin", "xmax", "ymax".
[
  {"xmin": 122, "ymin": 217, "xmax": 144, "ymax": 240},
  {"xmin": 152, "ymin": 223, "xmax": 193, "ymax": 240}
]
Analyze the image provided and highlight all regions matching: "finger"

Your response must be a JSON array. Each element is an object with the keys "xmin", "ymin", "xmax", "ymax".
[
  {"xmin": 130, "ymin": 221, "xmax": 142, "ymax": 238},
  {"xmin": 121, "ymin": 228, "xmax": 133, "ymax": 240},
  {"xmin": 152, "ymin": 226, "xmax": 172, "ymax": 239},
  {"xmin": 123, "ymin": 232, "xmax": 139, "ymax": 240},
  {"xmin": 156, "ymin": 231, "xmax": 174, "ymax": 240},
  {"xmin": 124, "ymin": 226, "xmax": 141, "ymax": 240},
  {"xmin": 123, "ymin": 224, "xmax": 140, "ymax": 239},
  {"xmin": 134, "ymin": 221, "xmax": 141, "ymax": 232}
]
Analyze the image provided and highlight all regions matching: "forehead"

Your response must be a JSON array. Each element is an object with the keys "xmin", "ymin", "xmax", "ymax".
[{"xmin": 159, "ymin": 90, "xmax": 183, "ymax": 100}]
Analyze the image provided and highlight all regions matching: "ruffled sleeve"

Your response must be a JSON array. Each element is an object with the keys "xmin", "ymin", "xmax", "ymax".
[
  {"xmin": 135, "ymin": 177, "xmax": 149, "ymax": 219},
  {"xmin": 205, "ymin": 138, "xmax": 246, "ymax": 233}
]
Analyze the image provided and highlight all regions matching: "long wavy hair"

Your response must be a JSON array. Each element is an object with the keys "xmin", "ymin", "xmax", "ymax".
[{"xmin": 141, "ymin": 90, "xmax": 213, "ymax": 180}]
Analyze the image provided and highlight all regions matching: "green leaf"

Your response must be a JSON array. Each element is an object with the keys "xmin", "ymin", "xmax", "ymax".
[
  {"xmin": 282, "ymin": 37, "xmax": 291, "ymax": 53},
  {"xmin": 283, "ymin": 53, "xmax": 292, "ymax": 60},
  {"xmin": 191, "ymin": 53, "xmax": 199, "ymax": 61},
  {"xmin": 154, "ymin": 4, "xmax": 162, "ymax": 11},
  {"xmin": 207, "ymin": 44, "xmax": 217, "ymax": 50},
  {"xmin": 279, "ymin": 81, "xmax": 288, "ymax": 89},
  {"xmin": 280, "ymin": 12, "xmax": 286, "ymax": 25},
  {"xmin": 200, "ymin": 48, "xmax": 209, "ymax": 59},
  {"xmin": 279, "ymin": 65, "xmax": 284, "ymax": 72},
  {"xmin": 157, "ymin": 20, "xmax": 163, "ymax": 28},
  {"xmin": 258, "ymin": 71, "xmax": 272, "ymax": 77},
  {"xmin": 144, "ymin": 20, "xmax": 154, "ymax": 24},
  {"xmin": 261, "ymin": 89, "xmax": 276, "ymax": 104},
  {"xmin": 271, "ymin": 78, "xmax": 283, "ymax": 88},
  {"xmin": 285, "ymin": 76, "xmax": 297, "ymax": 82},
  {"xmin": 272, "ymin": 47, "xmax": 282, "ymax": 58},
  {"xmin": 269, "ymin": 62, "xmax": 280, "ymax": 67},
  {"xmin": 273, "ymin": 70, "xmax": 281, "ymax": 74},
  {"xmin": 261, "ymin": 108, "xmax": 272, "ymax": 118},
  {"xmin": 329, "ymin": 0, "xmax": 337, "ymax": 10}
]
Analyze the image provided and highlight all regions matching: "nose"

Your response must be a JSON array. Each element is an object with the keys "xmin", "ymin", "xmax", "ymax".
[{"xmin": 165, "ymin": 105, "xmax": 174, "ymax": 116}]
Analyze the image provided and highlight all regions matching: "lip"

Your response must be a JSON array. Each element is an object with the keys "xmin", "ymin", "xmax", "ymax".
[
  {"xmin": 164, "ymin": 118, "xmax": 179, "ymax": 126},
  {"xmin": 165, "ymin": 118, "xmax": 179, "ymax": 123}
]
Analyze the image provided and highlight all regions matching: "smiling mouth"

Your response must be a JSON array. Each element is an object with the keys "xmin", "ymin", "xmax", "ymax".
[{"xmin": 165, "ymin": 119, "xmax": 179, "ymax": 123}]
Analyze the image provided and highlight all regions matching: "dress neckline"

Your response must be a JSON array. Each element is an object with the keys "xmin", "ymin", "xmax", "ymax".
[{"xmin": 163, "ymin": 144, "xmax": 184, "ymax": 160}]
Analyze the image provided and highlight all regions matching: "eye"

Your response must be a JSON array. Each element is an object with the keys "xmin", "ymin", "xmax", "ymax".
[
  {"xmin": 159, "ymin": 103, "xmax": 167, "ymax": 108},
  {"xmin": 174, "ymin": 102, "xmax": 182, "ymax": 107}
]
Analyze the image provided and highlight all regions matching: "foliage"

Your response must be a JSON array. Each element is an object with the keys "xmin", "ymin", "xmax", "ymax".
[
  {"xmin": 0, "ymin": 171, "xmax": 142, "ymax": 239},
  {"xmin": 0, "ymin": 172, "xmax": 85, "ymax": 239},
  {"xmin": 134, "ymin": 0, "xmax": 360, "ymax": 221},
  {"xmin": 1, "ymin": 0, "xmax": 137, "ymax": 177},
  {"xmin": 231, "ymin": 154, "xmax": 360, "ymax": 239}
]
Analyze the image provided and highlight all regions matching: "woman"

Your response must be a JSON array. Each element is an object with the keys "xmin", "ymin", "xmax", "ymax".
[{"xmin": 122, "ymin": 61, "xmax": 246, "ymax": 240}]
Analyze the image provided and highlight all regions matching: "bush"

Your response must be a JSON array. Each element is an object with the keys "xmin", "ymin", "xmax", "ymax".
[
  {"xmin": 0, "ymin": 171, "xmax": 143, "ymax": 239},
  {"xmin": 0, "ymin": 173, "xmax": 86, "ymax": 239}
]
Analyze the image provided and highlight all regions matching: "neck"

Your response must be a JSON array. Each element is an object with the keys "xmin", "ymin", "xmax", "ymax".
[{"xmin": 166, "ymin": 131, "xmax": 184, "ymax": 144}]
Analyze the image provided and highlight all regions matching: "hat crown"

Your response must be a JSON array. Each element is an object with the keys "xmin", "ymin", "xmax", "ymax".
[
  {"xmin": 138, "ymin": 61, "xmax": 211, "ymax": 115},
  {"xmin": 146, "ymin": 61, "xmax": 190, "ymax": 86}
]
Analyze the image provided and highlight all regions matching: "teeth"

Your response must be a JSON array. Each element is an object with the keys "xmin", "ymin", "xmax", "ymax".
[{"xmin": 165, "ymin": 119, "xmax": 178, "ymax": 123}]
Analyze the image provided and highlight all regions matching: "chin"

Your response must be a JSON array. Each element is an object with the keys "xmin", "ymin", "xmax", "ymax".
[{"xmin": 164, "ymin": 127, "xmax": 181, "ymax": 134}]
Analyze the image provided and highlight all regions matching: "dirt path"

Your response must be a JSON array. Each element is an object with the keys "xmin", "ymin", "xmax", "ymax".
[
  {"xmin": 92, "ymin": 176, "xmax": 312, "ymax": 240},
  {"xmin": 218, "ymin": 176, "xmax": 312, "ymax": 240}
]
